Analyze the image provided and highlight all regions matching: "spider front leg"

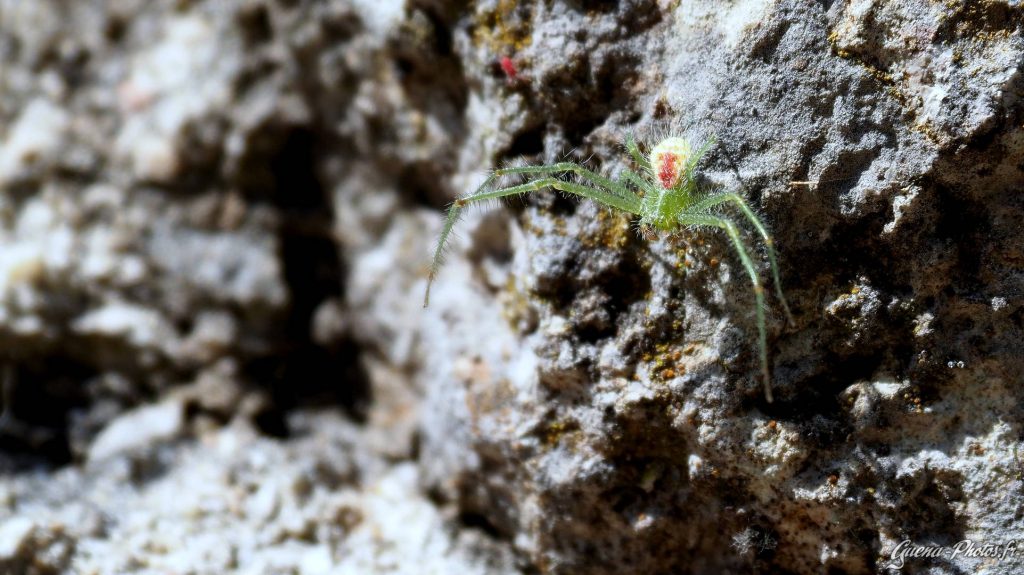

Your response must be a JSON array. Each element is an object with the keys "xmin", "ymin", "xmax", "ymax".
[
  {"xmin": 679, "ymin": 213, "xmax": 774, "ymax": 403},
  {"xmin": 618, "ymin": 166, "xmax": 658, "ymax": 197},
  {"xmin": 424, "ymin": 173, "xmax": 642, "ymax": 307},
  {"xmin": 495, "ymin": 162, "xmax": 643, "ymax": 206},
  {"xmin": 625, "ymin": 134, "xmax": 650, "ymax": 172},
  {"xmin": 693, "ymin": 192, "xmax": 794, "ymax": 324}
]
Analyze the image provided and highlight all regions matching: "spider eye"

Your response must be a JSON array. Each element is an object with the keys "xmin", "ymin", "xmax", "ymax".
[{"xmin": 649, "ymin": 137, "xmax": 692, "ymax": 189}]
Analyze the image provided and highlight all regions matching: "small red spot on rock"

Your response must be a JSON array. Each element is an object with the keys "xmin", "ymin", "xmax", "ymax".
[{"xmin": 499, "ymin": 56, "xmax": 517, "ymax": 80}]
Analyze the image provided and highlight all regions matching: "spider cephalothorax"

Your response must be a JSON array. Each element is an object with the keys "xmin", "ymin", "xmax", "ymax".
[{"xmin": 424, "ymin": 134, "xmax": 794, "ymax": 402}]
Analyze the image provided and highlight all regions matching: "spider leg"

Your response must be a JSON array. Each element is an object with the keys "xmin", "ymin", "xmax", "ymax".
[
  {"xmin": 619, "ymin": 167, "xmax": 658, "ymax": 198},
  {"xmin": 494, "ymin": 163, "xmax": 639, "ymax": 208},
  {"xmin": 678, "ymin": 213, "xmax": 773, "ymax": 403},
  {"xmin": 618, "ymin": 167, "xmax": 658, "ymax": 236},
  {"xmin": 549, "ymin": 178, "xmax": 645, "ymax": 214},
  {"xmin": 425, "ymin": 175, "xmax": 641, "ymax": 307},
  {"xmin": 687, "ymin": 135, "xmax": 718, "ymax": 174},
  {"xmin": 693, "ymin": 192, "xmax": 794, "ymax": 324},
  {"xmin": 625, "ymin": 134, "xmax": 651, "ymax": 172},
  {"xmin": 471, "ymin": 173, "xmax": 640, "ymax": 213}
]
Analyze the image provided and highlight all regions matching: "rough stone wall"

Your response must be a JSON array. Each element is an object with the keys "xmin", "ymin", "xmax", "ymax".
[{"xmin": 0, "ymin": 0, "xmax": 1022, "ymax": 574}]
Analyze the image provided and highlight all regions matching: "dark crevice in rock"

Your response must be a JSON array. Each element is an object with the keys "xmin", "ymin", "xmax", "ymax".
[
  {"xmin": 533, "ymin": 43, "xmax": 643, "ymax": 149},
  {"xmin": 503, "ymin": 123, "xmax": 547, "ymax": 160},
  {"xmin": 749, "ymin": 18, "xmax": 793, "ymax": 64},
  {"xmin": 577, "ymin": 253, "xmax": 651, "ymax": 342},
  {"xmin": 393, "ymin": 5, "xmax": 468, "ymax": 123},
  {"xmin": 466, "ymin": 212, "xmax": 514, "ymax": 267},
  {"xmin": 388, "ymin": 5, "xmax": 470, "ymax": 209},
  {"xmin": 933, "ymin": 186, "xmax": 992, "ymax": 296},
  {"xmin": 894, "ymin": 471, "xmax": 966, "ymax": 547},
  {"xmin": 457, "ymin": 511, "xmax": 507, "ymax": 540},
  {"xmin": 240, "ymin": 126, "xmax": 322, "ymax": 208},
  {"xmin": 242, "ymin": 125, "xmax": 371, "ymax": 434},
  {"xmin": 934, "ymin": 1, "xmax": 1022, "ymax": 43},
  {"xmin": 399, "ymin": 162, "xmax": 453, "ymax": 210},
  {"xmin": 764, "ymin": 353, "xmax": 866, "ymax": 437},
  {"xmin": 0, "ymin": 359, "xmax": 96, "ymax": 468},
  {"xmin": 237, "ymin": 3, "xmax": 273, "ymax": 46},
  {"xmin": 565, "ymin": 0, "xmax": 620, "ymax": 15}
]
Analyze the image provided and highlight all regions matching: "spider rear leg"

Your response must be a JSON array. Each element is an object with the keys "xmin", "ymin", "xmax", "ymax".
[
  {"xmin": 693, "ymin": 192, "xmax": 794, "ymax": 325},
  {"xmin": 679, "ymin": 213, "xmax": 773, "ymax": 403}
]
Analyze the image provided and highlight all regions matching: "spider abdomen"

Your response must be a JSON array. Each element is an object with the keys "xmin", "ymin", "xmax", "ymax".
[
  {"xmin": 650, "ymin": 137, "xmax": 693, "ymax": 190},
  {"xmin": 641, "ymin": 136, "xmax": 698, "ymax": 231}
]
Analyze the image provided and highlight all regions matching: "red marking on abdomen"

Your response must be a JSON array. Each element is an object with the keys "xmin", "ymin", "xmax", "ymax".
[{"xmin": 658, "ymin": 153, "xmax": 678, "ymax": 189}]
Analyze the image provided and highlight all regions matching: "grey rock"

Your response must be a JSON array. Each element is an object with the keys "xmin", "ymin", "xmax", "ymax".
[
  {"xmin": 87, "ymin": 399, "xmax": 185, "ymax": 462},
  {"xmin": 0, "ymin": 0, "xmax": 1021, "ymax": 573}
]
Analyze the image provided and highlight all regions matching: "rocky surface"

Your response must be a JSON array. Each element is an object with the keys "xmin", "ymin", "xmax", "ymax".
[{"xmin": 0, "ymin": 0, "xmax": 1022, "ymax": 573}]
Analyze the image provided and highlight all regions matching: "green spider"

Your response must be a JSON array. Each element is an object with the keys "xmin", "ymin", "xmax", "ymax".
[{"xmin": 424, "ymin": 134, "xmax": 794, "ymax": 402}]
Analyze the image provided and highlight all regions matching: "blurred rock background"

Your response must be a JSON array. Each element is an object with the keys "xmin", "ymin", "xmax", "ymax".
[{"xmin": 0, "ymin": 0, "xmax": 1021, "ymax": 573}]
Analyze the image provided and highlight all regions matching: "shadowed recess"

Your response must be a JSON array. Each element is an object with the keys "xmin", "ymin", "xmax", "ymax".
[{"xmin": 243, "ymin": 126, "xmax": 370, "ymax": 436}]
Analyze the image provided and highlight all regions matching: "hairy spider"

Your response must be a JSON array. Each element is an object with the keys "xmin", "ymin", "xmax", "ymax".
[{"xmin": 424, "ymin": 134, "xmax": 794, "ymax": 402}]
